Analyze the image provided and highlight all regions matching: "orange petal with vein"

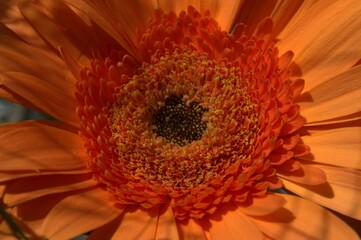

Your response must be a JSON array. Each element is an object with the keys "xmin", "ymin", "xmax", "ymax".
[
  {"xmin": 299, "ymin": 66, "xmax": 361, "ymax": 125},
  {"xmin": 299, "ymin": 124, "xmax": 361, "ymax": 170},
  {"xmin": 0, "ymin": 121, "xmax": 87, "ymax": 171},
  {"xmin": 207, "ymin": 204, "xmax": 264, "ymax": 240},
  {"xmin": 109, "ymin": 206, "xmax": 159, "ymax": 239},
  {"xmin": 64, "ymin": 0, "xmax": 154, "ymax": 59},
  {"xmin": 202, "ymin": 0, "xmax": 244, "ymax": 31},
  {"xmin": 18, "ymin": 0, "xmax": 90, "ymax": 59},
  {"xmin": 283, "ymin": 165, "xmax": 361, "ymax": 220},
  {"xmin": 40, "ymin": 188, "xmax": 124, "ymax": 240},
  {"xmin": 250, "ymin": 194, "xmax": 359, "ymax": 240},
  {"xmin": 0, "ymin": 72, "xmax": 79, "ymax": 127},
  {"xmin": 177, "ymin": 218, "xmax": 206, "ymax": 240},
  {"xmin": 155, "ymin": 205, "xmax": 180, "ymax": 239},
  {"xmin": 239, "ymin": 193, "xmax": 286, "ymax": 216},
  {"xmin": 0, "ymin": 169, "xmax": 90, "ymax": 183},
  {"xmin": 4, "ymin": 173, "xmax": 96, "ymax": 207},
  {"xmin": 278, "ymin": 0, "xmax": 361, "ymax": 91},
  {"xmin": 86, "ymin": 215, "xmax": 122, "ymax": 240}
]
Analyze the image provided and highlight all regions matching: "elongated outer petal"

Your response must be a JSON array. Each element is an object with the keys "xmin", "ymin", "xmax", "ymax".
[
  {"xmin": 3, "ymin": 173, "xmax": 97, "ymax": 207},
  {"xmin": 250, "ymin": 194, "xmax": 359, "ymax": 240},
  {"xmin": 64, "ymin": 0, "xmax": 154, "ymax": 59},
  {"xmin": 155, "ymin": 205, "xmax": 180, "ymax": 240},
  {"xmin": 87, "ymin": 215, "xmax": 122, "ymax": 240},
  {"xmin": 206, "ymin": 203, "xmax": 264, "ymax": 240},
  {"xmin": 283, "ymin": 164, "xmax": 361, "ymax": 220},
  {"xmin": 108, "ymin": 206, "xmax": 159, "ymax": 239},
  {"xmin": 9, "ymin": 191, "xmax": 92, "ymax": 237},
  {"xmin": 299, "ymin": 124, "xmax": 361, "ymax": 170},
  {"xmin": 0, "ymin": 120, "xmax": 87, "ymax": 171},
  {"xmin": 0, "ymin": 169, "xmax": 91, "ymax": 183},
  {"xmin": 270, "ymin": 0, "xmax": 307, "ymax": 37},
  {"xmin": 176, "ymin": 218, "xmax": 207, "ymax": 240},
  {"xmin": 40, "ymin": 187, "xmax": 125, "ymax": 240},
  {"xmin": 277, "ymin": 0, "xmax": 361, "ymax": 92},
  {"xmin": 299, "ymin": 66, "xmax": 361, "ymax": 125},
  {"xmin": 0, "ymin": 72, "xmax": 79, "ymax": 127},
  {"xmin": 0, "ymin": 24, "xmax": 79, "ymax": 127},
  {"xmin": 0, "ymin": 0, "xmax": 46, "ymax": 46},
  {"xmin": 88, "ymin": 205, "xmax": 180, "ymax": 240}
]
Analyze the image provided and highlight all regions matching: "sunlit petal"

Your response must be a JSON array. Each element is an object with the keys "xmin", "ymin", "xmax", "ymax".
[
  {"xmin": 250, "ymin": 194, "xmax": 359, "ymax": 240},
  {"xmin": 278, "ymin": 0, "xmax": 361, "ymax": 91},
  {"xmin": 299, "ymin": 66, "xmax": 361, "ymax": 124},
  {"xmin": 283, "ymin": 165, "xmax": 361, "ymax": 220},
  {"xmin": 40, "ymin": 188, "xmax": 125, "ymax": 239}
]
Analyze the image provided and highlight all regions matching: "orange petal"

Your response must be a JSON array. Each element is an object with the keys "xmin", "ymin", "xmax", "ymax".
[
  {"xmin": 299, "ymin": 125, "xmax": 361, "ymax": 170},
  {"xmin": 0, "ymin": 23, "xmax": 62, "ymax": 74},
  {"xmin": 0, "ymin": 24, "xmax": 79, "ymax": 127},
  {"xmin": 0, "ymin": 169, "xmax": 90, "ymax": 183},
  {"xmin": 270, "ymin": 0, "xmax": 306, "ymax": 37},
  {"xmin": 250, "ymin": 194, "xmax": 359, "ymax": 240},
  {"xmin": 17, "ymin": 1, "xmax": 86, "ymax": 58},
  {"xmin": 0, "ymin": 121, "xmax": 87, "ymax": 171},
  {"xmin": 201, "ymin": 0, "xmax": 244, "ymax": 32},
  {"xmin": 88, "ymin": 206, "xmax": 180, "ymax": 240},
  {"xmin": 239, "ymin": 193, "xmax": 286, "ymax": 216},
  {"xmin": 109, "ymin": 206, "xmax": 159, "ymax": 239},
  {"xmin": 155, "ymin": 205, "xmax": 180, "ymax": 239},
  {"xmin": 283, "ymin": 164, "xmax": 361, "ymax": 220},
  {"xmin": 0, "ymin": 221, "xmax": 13, "ymax": 240},
  {"xmin": 207, "ymin": 204, "xmax": 264, "ymax": 240},
  {"xmin": 59, "ymin": 46, "xmax": 82, "ymax": 82},
  {"xmin": 10, "ymin": 191, "xmax": 81, "ymax": 236},
  {"xmin": 299, "ymin": 65, "xmax": 361, "ymax": 124},
  {"xmin": 176, "ymin": 218, "xmax": 206, "ymax": 240},
  {"xmin": 277, "ymin": 0, "xmax": 361, "ymax": 91},
  {"xmin": 278, "ymin": 163, "xmax": 326, "ymax": 185},
  {"xmin": 0, "ymin": 0, "xmax": 45, "ymax": 46},
  {"xmin": 64, "ymin": 0, "xmax": 154, "ymax": 59},
  {"xmin": 18, "ymin": 0, "xmax": 99, "ymax": 61},
  {"xmin": 3, "ymin": 173, "xmax": 97, "ymax": 207},
  {"xmin": 87, "ymin": 215, "xmax": 122, "ymax": 240},
  {"xmin": 234, "ymin": 0, "xmax": 313, "ymax": 39},
  {"xmin": 40, "ymin": 187, "xmax": 124, "ymax": 240},
  {"xmin": 0, "ymin": 72, "xmax": 79, "ymax": 127}
]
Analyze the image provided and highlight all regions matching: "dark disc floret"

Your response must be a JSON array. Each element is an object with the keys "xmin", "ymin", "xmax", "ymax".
[{"xmin": 153, "ymin": 95, "xmax": 208, "ymax": 146}]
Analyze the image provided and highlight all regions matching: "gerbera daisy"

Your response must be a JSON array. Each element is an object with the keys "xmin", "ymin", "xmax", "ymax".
[{"xmin": 1, "ymin": 0, "xmax": 360, "ymax": 239}]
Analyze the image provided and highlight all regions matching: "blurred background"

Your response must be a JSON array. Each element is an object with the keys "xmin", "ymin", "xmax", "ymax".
[{"xmin": 0, "ymin": 99, "xmax": 45, "ymax": 123}]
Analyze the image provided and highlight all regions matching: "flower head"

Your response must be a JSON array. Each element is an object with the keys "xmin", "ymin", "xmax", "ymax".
[{"xmin": 0, "ymin": 0, "xmax": 361, "ymax": 239}]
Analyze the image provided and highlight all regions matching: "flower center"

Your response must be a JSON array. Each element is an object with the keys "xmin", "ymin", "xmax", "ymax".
[
  {"xmin": 75, "ymin": 6, "xmax": 311, "ymax": 220},
  {"xmin": 153, "ymin": 95, "xmax": 208, "ymax": 146}
]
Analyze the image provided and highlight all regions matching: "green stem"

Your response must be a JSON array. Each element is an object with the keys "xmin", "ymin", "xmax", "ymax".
[{"xmin": 0, "ymin": 206, "xmax": 28, "ymax": 240}]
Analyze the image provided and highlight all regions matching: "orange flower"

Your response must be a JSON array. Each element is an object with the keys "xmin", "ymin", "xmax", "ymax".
[{"xmin": 1, "ymin": 0, "xmax": 361, "ymax": 239}]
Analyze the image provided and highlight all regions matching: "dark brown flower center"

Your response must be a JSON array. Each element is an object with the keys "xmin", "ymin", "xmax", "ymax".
[{"xmin": 153, "ymin": 95, "xmax": 208, "ymax": 146}]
